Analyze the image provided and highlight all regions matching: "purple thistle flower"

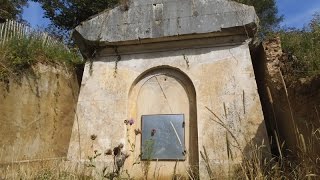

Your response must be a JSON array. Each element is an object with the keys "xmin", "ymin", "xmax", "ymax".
[{"xmin": 128, "ymin": 118, "xmax": 134, "ymax": 126}]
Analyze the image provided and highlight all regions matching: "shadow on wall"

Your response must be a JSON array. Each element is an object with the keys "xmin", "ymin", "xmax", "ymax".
[{"xmin": 95, "ymin": 40, "xmax": 243, "ymax": 63}]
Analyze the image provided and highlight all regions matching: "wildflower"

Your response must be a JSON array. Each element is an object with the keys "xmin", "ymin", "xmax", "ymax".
[
  {"xmin": 128, "ymin": 118, "xmax": 134, "ymax": 125},
  {"xmin": 124, "ymin": 118, "xmax": 135, "ymax": 125},
  {"xmin": 123, "ymin": 119, "xmax": 134, "ymax": 126},
  {"xmin": 134, "ymin": 128, "xmax": 141, "ymax": 135},
  {"xmin": 151, "ymin": 128, "xmax": 156, "ymax": 136}
]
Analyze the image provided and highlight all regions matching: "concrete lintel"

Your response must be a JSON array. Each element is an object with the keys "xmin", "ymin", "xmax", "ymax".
[{"xmin": 97, "ymin": 34, "xmax": 249, "ymax": 57}]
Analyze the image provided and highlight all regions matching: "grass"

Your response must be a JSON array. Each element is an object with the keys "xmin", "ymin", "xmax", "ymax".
[
  {"xmin": 2, "ymin": 121, "xmax": 318, "ymax": 179},
  {"xmin": 0, "ymin": 35, "xmax": 83, "ymax": 81},
  {"xmin": 237, "ymin": 127, "xmax": 320, "ymax": 180},
  {"xmin": 234, "ymin": 68, "xmax": 320, "ymax": 180},
  {"xmin": 0, "ymin": 160, "xmax": 88, "ymax": 179},
  {"xmin": 0, "ymin": 20, "xmax": 83, "ymax": 82},
  {"xmin": 203, "ymin": 107, "xmax": 320, "ymax": 180}
]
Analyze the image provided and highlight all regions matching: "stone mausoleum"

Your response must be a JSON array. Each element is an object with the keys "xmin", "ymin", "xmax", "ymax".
[{"xmin": 68, "ymin": 0, "xmax": 269, "ymax": 178}]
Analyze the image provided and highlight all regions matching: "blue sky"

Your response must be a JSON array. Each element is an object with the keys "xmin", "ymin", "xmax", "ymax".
[
  {"xmin": 22, "ymin": 1, "xmax": 320, "ymax": 29},
  {"xmin": 22, "ymin": 2, "xmax": 50, "ymax": 28},
  {"xmin": 277, "ymin": 0, "xmax": 320, "ymax": 28}
]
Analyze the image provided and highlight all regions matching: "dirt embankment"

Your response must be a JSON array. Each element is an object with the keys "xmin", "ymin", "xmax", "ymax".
[
  {"xmin": 0, "ymin": 64, "xmax": 79, "ymax": 163},
  {"xmin": 252, "ymin": 37, "xmax": 320, "ymax": 155}
]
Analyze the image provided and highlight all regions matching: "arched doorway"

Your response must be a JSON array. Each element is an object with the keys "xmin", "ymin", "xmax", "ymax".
[{"xmin": 127, "ymin": 66, "xmax": 198, "ymax": 178}]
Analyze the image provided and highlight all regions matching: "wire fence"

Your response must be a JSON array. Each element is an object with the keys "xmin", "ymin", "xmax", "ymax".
[{"xmin": 0, "ymin": 19, "xmax": 67, "ymax": 49}]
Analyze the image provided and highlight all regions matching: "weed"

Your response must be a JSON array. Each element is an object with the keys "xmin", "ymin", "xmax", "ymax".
[
  {"xmin": 0, "ymin": 24, "xmax": 83, "ymax": 81},
  {"xmin": 141, "ymin": 138, "xmax": 155, "ymax": 179}
]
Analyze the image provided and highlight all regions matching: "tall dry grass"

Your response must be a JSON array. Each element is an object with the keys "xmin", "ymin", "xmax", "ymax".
[
  {"xmin": 231, "ymin": 68, "xmax": 320, "ymax": 180},
  {"xmin": 198, "ymin": 67, "xmax": 319, "ymax": 179}
]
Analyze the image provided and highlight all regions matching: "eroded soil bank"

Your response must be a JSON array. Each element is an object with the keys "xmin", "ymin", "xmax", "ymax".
[
  {"xmin": 0, "ymin": 63, "xmax": 80, "ymax": 163},
  {"xmin": 252, "ymin": 37, "xmax": 320, "ymax": 155}
]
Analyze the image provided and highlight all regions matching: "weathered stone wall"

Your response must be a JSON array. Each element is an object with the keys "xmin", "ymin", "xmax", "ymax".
[
  {"xmin": 252, "ymin": 37, "xmax": 320, "ymax": 154},
  {"xmin": 68, "ymin": 41, "xmax": 268, "ymax": 178},
  {"xmin": 0, "ymin": 64, "xmax": 79, "ymax": 163},
  {"xmin": 69, "ymin": 0, "xmax": 266, "ymax": 177}
]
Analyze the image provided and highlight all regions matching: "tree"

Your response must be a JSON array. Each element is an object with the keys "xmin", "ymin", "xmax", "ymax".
[
  {"xmin": 34, "ymin": 0, "xmax": 119, "ymax": 31},
  {"xmin": 233, "ymin": 0, "xmax": 283, "ymax": 32},
  {"xmin": 279, "ymin": 12, "xmax": 320, "ymax": 76},
  {"xmin": 0, "ymin": 0, "xmax": 28, "ymax": 20},
  {"xmin": 310, "ymin": 12, "xmax": 320, "ymax": 31}
]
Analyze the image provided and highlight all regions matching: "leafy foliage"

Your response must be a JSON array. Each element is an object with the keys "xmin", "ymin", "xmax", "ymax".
[
  {"xmin": 0, "ymin": 35, "xmax": 83, "ymax": 80},
  {"xmin": 33, "ymin": 0, "xmax": 119, "ymax": 31},
  {"xmin": 0, "ymin": 0, "xmax": 28, "ymax": 20},
  {"xmin": 233, "ymin": 0, "xmax": 283, "ymax": 32},
  {"xmin": 279, "ymin": 12, "xmax": 320, "ymax": 76}
]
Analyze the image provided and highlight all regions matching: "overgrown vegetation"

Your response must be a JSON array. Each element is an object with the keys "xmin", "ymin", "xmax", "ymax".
[
  {"xmin": 0, "ymin": 0, "xmax": 27, "ymax": 21},
  {"xmin": 278, "ymin": 12, "xmax": 320, "ymax": 76},
  {"xmin": 235, "ymin": 0, "xmax": 319, "ymax": 77},
  {"xmin": 2, "ymin": 109, "xmax": 319, "ymax": 179},
  {"xmin": 238, "ymin": 127, "xmax": 320, "ymax": 179},
  {"xmin": 0, "ymin": 31, "xmax": 83, "ymax": 81},
  {"xmin": 236, "ymin": 69, "xmax": 320, "ymax": 179},
  {"xmin": 33, "ymin": 0, "xmax": 119, "ymax": 31}
]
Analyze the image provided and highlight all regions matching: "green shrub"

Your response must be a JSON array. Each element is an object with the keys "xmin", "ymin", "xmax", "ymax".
[
  {"xmin": 278, "ymin": 12, "xmax": 320, "ymax": 76},
  {"xmin": 0, "ymin": 35, "xmax": 83, "ymax": 80}
]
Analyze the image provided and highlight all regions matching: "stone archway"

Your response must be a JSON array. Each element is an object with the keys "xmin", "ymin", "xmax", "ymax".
[{"xmin": 127, "ymin": 66, "xmax": 198, "ymax": 178}]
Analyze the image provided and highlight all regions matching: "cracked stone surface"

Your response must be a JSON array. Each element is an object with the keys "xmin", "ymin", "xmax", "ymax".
[{"xmin": 73, "ymin": 0, "xmax": 258, "ymax": 47}]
